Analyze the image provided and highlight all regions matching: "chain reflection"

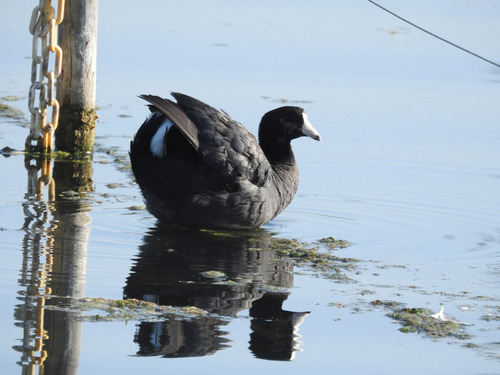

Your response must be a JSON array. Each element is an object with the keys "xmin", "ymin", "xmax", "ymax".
[{"xmin": 13, "ymin": 156, "xmax": 92, "ymax": 374}]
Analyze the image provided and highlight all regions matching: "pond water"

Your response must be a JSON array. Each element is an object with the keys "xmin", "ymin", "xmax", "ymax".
[{"xmin": 1, "ymin": 1, "xmax": 500, "ymax": 374}]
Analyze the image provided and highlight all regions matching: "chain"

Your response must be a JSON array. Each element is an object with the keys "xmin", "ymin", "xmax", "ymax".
[
  {"xmin": 25, "ymin": 157, "xmax": 56, "ymax": 202},
  {"xmin": 27, "ymin": 0, "xmax": 65, "ymax": 153}
]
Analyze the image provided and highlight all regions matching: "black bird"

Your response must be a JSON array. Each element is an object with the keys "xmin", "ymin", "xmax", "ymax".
[{"xmin": 129, "ymin": 92, "xmax": 321, "ymax": 230}]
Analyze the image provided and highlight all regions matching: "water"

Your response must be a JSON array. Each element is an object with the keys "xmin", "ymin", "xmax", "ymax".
[{"xmin": 1, "ymin": 1, "xmax": 500, "ymax": 374}]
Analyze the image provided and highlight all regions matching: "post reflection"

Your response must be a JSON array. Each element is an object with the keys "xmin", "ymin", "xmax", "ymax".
[
  {"xmin": 124, "ymin": 225, "xmax": 310, "ymax": 360},
  {"xmin": 13, "ymin": 157, "xmax": 92, "ymax": 375}
]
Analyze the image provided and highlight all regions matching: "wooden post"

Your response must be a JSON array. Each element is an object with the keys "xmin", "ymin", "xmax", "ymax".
[{"xmin": 56, "ymin": 0, "xmax": 98, "ymax": 155}]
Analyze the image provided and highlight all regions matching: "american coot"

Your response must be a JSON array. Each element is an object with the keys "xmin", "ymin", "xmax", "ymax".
[{"xmin": 130, "ymin": 92, "xmax": 321, "ymax": 230}]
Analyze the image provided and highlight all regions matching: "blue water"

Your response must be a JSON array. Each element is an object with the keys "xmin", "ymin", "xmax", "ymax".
[{"xmin": 1, "ymin": 1, "xmax": 500, "ymax": 374}]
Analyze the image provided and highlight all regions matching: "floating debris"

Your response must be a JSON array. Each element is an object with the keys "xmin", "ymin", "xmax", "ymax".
[
  {"xmin": 481, "ymin": 309, "xmax": 500, "ymax": 322},
  {"xmin": 1, "ymin": 95, "xmax": 21, "ymax": 101},
  {"xmin": 431, "ymin": 305, "xmax": 471, "ymax": 326},
  {"xmin": 268, "ymin": 237, "xmax": 356, "ymax": 281},
  {"xmin": 44, "ymin": 297, "xmax": 208, "ymax": 322},
  {"xmin": 200, "ymin": 270, "xmax": 227, "ymax": 280},
  {"xmin": 260, "ymin": 96, "xmax": 314, "ymax": 104},
  {"xmin": 371, "ymin": 300, "xmax": 471, "ymax": 339},
  {"xmin": 105, "ymin": 182, "xmax": 126, "ymax": 189},
  {"xmin": 1, "ymin": 146, "xmax": 23, "ymax": 156},
  {"xmin": 127, "ymin": 205, "xmax": 146, "ymax": 211},
  {"xmin": 0, "ymin": 100, "xmax": 24, "ymax": 120},
  {"xmin": 316, "ymin": 237, "xmax": 351, "ymax": 249}
]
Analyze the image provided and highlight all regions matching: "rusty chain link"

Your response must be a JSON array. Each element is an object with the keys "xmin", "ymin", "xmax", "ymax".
[{"xmin": 27, "ymin": 0, "xmax": 65, "ymax": 153}]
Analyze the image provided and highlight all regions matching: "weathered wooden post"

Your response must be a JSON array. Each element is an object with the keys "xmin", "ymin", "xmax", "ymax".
[{"xmin": 56, "ymin": 0, "xmax": 98, "ymax": 155}]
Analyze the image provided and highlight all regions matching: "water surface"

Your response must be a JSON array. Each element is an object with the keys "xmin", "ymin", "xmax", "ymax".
[{"xmin": 1, "ymin": 1, "xmax": 500, "ymax": 374}]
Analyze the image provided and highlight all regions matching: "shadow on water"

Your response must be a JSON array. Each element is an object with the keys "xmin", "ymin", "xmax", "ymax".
[
  {"xmin": 124, "ymin": 225, "xmax": 310, "ymax": 360},
  {"xmin": 13, "ymin": 155, "xmax": 310, "ymax": 374},
  {"xmin": 14, "ymin": 156, "xmax": 92, "ymax": 375}
]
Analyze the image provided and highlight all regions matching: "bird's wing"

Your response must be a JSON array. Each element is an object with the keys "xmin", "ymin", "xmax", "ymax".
[
  {"xmin": 171, "ymin": 92, "xmax": 271, "ymax": 189},
  {"xmin": 139, "ymin": 94, "xmax": 200, "ymax": 150}
]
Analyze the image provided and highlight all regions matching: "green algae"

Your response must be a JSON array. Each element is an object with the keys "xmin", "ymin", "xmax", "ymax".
[
  {"xmin": 45, "ymin": 297, "xmax": 208, "ymax": 322},
  {"xmin": 199, "ymin": 229, "xmax": 241, "ymax": 237},
  {"xmin": 267, "ymin": 237, "xmax": 357, "ymax": 281},
  {"xmin": 0, "ymin": 100, "xmax": 24, "ymax": 120},
  {"xmin": 127, "ymin": 205, "xmax": 146, "ymax": 211},
  {"xmin": 93, "ymin": 142, "xmax": 132, "ymax": 174},
  {"xmin": 370, "ymin": 300, "xmax": 471, "ymax": 339},
  {"xmin": 316, "ymin": 236, "xmax": 351, "ymax": 249}
]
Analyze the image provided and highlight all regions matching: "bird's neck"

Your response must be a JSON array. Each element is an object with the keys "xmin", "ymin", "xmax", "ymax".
[
  {"xmin": 261, "ymin": 141, "xmax": 299, "ymax": 194},
  {"xmin": 260, "ymin": 138, "xmax": 300, "ymax": 214},
  {"xmin": 260, "ymin": 138, "xmax": 296, "ymax": 167}
]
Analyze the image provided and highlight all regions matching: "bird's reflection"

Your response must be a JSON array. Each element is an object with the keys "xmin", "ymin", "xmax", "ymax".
[
  {"xmin": 124, "ymin": 225, "xmax": 310, "ymax": 360},
  {"xmin": 250, "ymin": 293, "xmax": 310, "ymax": 361}
]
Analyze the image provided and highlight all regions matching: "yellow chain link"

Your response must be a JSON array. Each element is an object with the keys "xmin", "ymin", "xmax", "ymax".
[{"xmin": 27, "ymin": 0, "xmax": 65, "ymax": 153}]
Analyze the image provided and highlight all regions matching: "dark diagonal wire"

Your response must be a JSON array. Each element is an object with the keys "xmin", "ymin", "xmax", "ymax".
[{"xmin": 368, "ymin": 0, "xmax": 500, "ymax": 68}]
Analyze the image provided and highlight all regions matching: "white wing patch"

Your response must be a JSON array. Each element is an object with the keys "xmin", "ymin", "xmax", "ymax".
[{"xmin": 150, "ymin": 117, "xmax": 174, "ymax": 158}]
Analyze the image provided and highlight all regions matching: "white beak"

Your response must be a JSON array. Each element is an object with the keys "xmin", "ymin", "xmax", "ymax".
[{"xmin": 301, "ymin": 112, "xmax": 321, "ymax": 141}]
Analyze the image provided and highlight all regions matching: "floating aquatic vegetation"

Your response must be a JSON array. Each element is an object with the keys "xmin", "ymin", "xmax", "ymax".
[
  {"xmin": 127, "ymin": 205, "xmax": 146, "ymax": 211},
  {"xmin": 200, "ymin": 270, "xmax": 227, "ymax": 280},
  {"xmin": 316, "ymin": 236, "xmax": 351, "ymax": 249},
  {"xmin": 267, "ymin": 237, "xmax": 356, "ymax": 282},
  {"xmin": 45, "ymin": 297, "xmax": 208, "ymax": 322},
  {"xmin": 370, "ymin": 300, "xmax": 471, "ymax": 339},
  {"xmin": 0, "ymin": 99, "xmax": 24, "ymax": 121}
]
